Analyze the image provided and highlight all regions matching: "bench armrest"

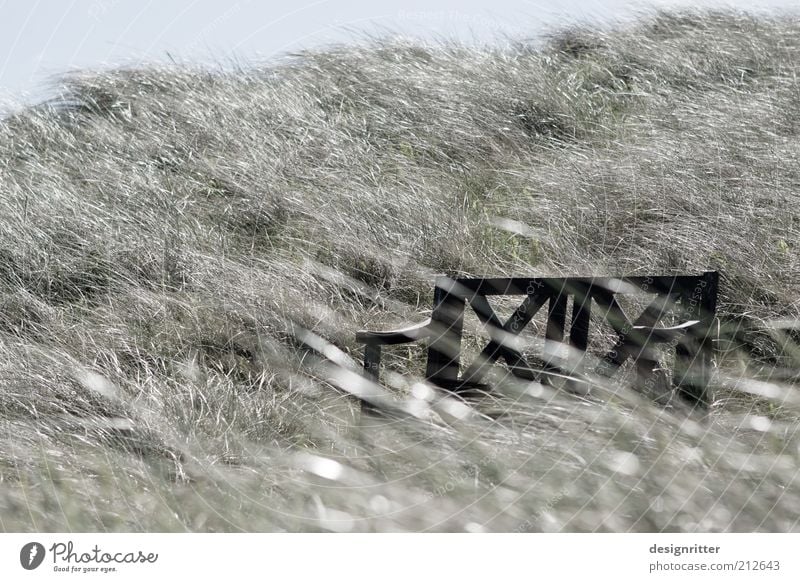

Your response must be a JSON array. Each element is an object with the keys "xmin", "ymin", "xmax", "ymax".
[
  {"xmin": 356, "ymin": 318, "xmax": 434, "ymax": 345},
  {"xmin": 633, "ymin": 320, "xmax": 700, "ymax": 343}
]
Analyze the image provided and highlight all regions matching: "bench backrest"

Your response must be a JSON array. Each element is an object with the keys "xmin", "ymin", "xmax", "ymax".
[{"xmin": 425, "ymin": 272, "xmax": 718, "ymax": 404}]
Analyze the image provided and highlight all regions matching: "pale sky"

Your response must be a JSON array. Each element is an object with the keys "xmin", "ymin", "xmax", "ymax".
[{"xmin": 1, "ymin": 0, "xmax": 799, "ymax": 111}]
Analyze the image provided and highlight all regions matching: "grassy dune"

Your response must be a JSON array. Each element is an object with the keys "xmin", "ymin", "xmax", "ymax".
[{"xmin": 2, "ymin": 10, "xmax": 800, "ymax": 531}]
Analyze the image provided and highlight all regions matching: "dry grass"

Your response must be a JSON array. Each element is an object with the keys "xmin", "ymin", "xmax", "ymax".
[{"xmin": 1, "ymin": 9, "xmax": 800, "ymax": 531}]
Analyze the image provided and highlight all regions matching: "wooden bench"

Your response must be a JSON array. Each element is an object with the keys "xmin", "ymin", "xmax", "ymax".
[{"xmin": 356, "ymin": 272, "xmax": 718, "ymax": 407}]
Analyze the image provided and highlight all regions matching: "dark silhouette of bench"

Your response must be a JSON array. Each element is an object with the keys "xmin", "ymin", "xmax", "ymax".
[{"xmin": 356, "ymin": 272, "xmax": 718, "ymax": 407}]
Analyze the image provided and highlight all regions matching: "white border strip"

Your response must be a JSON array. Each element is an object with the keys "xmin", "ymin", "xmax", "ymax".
[{"xmin": 2, "ymin": 534, "xmax": 798, "ymax": 581}]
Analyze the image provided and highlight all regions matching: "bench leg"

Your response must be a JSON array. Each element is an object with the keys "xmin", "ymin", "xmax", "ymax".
[
  {"xmin": 361, "ymin": 343, "xmax": 381, "ymax": 414},
  {"xmin": 674, "ymin": 272, "xmax": 717, "ymax": 407},
  {"xmin": 674, "ymin": 339, "xmax": 713, "ymax": 407},
  {"xmin": 425, "ymin": 287, "xmax": 465, "ymax": 387},
  {"xmin": 541, "ymin": 292, "xmax": 568, "ymax": 386},
  {"xmin": 565, "ymin": 291, "xmax": 590, "ymax": 394}
]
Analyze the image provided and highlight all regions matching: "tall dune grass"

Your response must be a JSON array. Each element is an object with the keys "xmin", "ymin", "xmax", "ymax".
[{"xmin": 1, "ymin": 9, "xmax": 800, "ymax": 531}]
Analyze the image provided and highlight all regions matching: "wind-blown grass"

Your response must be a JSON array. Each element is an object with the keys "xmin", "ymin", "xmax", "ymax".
[{"xmin": 1, "ymin": 9, "xmax": 800, "ymax": 531}]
